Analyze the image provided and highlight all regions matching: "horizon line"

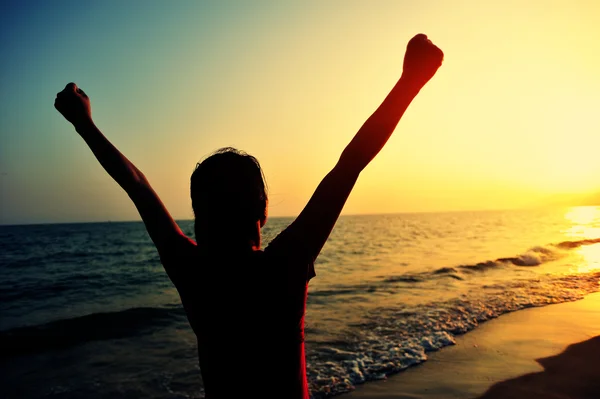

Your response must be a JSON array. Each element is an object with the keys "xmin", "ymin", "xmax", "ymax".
[{"xmin": 0, "ymin": 204, "xmax": 589, "ymax": 228}]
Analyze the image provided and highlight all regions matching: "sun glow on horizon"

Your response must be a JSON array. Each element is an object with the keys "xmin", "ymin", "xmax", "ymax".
[
  {"xmin": 562, "ymin": 206, "xmax": 600, "ymax": 273},
  {"xmin": 564, "ymin": 207, "xmax": 600, "ymax": 239},
  {"xmin": 1, "ymin": 1, "xmax": 600, "ymax": 225}
]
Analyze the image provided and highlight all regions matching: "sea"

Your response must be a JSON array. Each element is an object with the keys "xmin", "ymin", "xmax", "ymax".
[{"xmin": 2, "ymin": 207, "xmax": 600, "ymax": 398}]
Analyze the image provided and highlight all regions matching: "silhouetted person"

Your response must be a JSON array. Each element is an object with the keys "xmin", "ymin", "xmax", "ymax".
[{"xmin": 54, "ymin": 34, "xmax": 443, "ymax": 399}]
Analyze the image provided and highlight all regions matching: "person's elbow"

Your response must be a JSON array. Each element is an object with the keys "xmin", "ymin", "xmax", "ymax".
[
  {"xmin": 334, "ymin": 153, "xmax": 363, "ymax": 181},
  {"xmin": 338, "ymin": 147, "xmax": 368, "ymax": 177}
]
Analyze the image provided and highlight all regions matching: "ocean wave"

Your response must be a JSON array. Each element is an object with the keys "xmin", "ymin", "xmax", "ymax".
[
  {"xmin": 436, "ymin": 238, "xmax": 600, "ymax": 274},
  {"xmin": 457, "ymin": 245, "xmax": 562, "ymax": 272},
  {"xmin": 1, "ymin": 246, "xmax": 158, "ymax": 270},
  {"xmin": 555, "ymin": 238, "xmax": 600, "ymax": 249},
  {"xmin": 0, "ymin": 306, "xmax": 185, "ymax": 357},
  {"xmin": 1, "ymin": 250, "xmax": 98, "ymax": 269},
  {"xmin": 0, "ymin": 268, "xmax": 168, "ymax": 305},
  {"xmin": 312, "ymin": 238, "xmax": 600, "ymax": 304},
  {"xmin": 383, "ymin": 275, "xmax": 423, "ymax": 283},
  {"xmin": 306, "ymin": 271, "xmax": 600, "ymax": 398}
]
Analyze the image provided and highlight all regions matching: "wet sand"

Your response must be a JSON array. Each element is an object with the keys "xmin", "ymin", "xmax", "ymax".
[{"xmin": 344, "ymin": 292, "xmax": 600, "ymax": 399}]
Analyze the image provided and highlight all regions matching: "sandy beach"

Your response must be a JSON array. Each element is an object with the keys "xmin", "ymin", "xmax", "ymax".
[{"xmin": 344, "ymin": 292, "xmax": 600, "ymax": 399}]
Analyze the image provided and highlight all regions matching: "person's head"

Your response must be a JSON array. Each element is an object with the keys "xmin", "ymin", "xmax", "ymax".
[{"xmin": 191, "ymin": 147, "xmax": 267, "ymax": 250}]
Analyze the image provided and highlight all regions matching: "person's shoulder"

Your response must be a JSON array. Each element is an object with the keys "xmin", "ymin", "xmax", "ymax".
[
  {"xmin": 262, "ymin": 239, "xmax": 316, "ymax": 283},
  {"xmin": 263, "ymin": 234, "xmax": 291, "ymax": 258},
  {"xmin": 159, "ymin": 234, "xmax": 198, "ymax": 264},
  {"xmin": 158, "ymin": 236, "xmax": 200, "ymax": 288}
]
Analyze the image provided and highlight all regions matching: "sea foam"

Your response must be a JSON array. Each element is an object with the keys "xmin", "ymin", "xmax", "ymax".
[{"xmin": 306, "ymin": 271, "xmax": 600, "ymax": 398}]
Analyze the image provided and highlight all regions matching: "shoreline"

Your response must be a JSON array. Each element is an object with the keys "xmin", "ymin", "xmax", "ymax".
[{"xmin": 343, "ymin": 292, "xmax": 600, "ymax": 398}]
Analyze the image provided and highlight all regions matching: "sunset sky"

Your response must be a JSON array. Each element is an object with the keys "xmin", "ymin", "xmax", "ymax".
[{"xmin": 1, "ymin": 0, "xmax": 599, "ymax": 225}]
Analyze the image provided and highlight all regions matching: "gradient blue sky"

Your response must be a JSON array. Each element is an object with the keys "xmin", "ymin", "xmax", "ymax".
[{"xmin": 2, "ymin": 1, "xmax": 599, "ymax": 225}]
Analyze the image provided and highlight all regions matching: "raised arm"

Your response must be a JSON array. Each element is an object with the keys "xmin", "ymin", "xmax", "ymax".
[
  {"xmin": 269, "ymin": 34, "xmax": 443, "ymax": 265},
  {"xmin": 53, "ymin": 84, "xmax": 193, "ymax": 266}
]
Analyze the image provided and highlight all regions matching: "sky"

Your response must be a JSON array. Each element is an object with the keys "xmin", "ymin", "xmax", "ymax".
[{"xmin": 1, "ymin": 0, "xmax": 600, "ymax": 225}]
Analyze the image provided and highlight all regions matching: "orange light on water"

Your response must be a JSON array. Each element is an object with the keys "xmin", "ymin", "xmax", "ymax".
[
  {"xmin": 564, "ymin": 206, "xmax": 600, "ymax": 273},
  {"xmin": 564, "ymin": 206, "xmax": 600, "ymax": 238},
  {"xmin": 573, "ymin": 245, "xmax": 600, "ymax": 274}
]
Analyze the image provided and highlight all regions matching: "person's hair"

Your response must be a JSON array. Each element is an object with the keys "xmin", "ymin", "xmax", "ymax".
[{"xmin": 191, "ymin": 147, "xmax": 267, "ymax": 247}]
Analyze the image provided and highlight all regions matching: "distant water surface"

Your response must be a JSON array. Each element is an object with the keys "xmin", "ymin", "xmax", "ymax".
[{"xmin": 1, "ymin": 207, "xmax": 600, "ymax": 398}]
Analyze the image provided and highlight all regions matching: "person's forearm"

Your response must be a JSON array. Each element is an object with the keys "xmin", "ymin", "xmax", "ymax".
[
  {"xmin": 75, "ymin": 120, "xmax": 148, "ymax": 192},
  {"xmin": 338, "ymin": 75, "xmax": 423, "ymax": 173}
]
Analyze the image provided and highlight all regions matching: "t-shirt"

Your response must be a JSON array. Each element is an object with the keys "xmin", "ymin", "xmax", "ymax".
[{"xmin": 160, "ymin": 234, "xmax": 315, "ymax": 399}]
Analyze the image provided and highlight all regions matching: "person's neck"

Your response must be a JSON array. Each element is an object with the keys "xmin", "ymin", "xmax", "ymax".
[
  {"xmin": 205, "ymin": 238, "xmax": 258, "ymax": 254},
  {"xmin": 196, "ymin": 220, "xmax": 262, "ymax": 253}
]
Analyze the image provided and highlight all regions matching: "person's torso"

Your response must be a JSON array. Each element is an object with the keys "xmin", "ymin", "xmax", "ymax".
[{"xmin": 174, "ymin": 249, "xmax": 311, "ymax": 399}]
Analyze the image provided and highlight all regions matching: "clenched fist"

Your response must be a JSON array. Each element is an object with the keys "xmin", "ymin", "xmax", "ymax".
[
  {"xmin": 54, "ymin": 83, "xmax": 92, "ymax": 128},
  {"xmin": 402, "ymin": 34, "xmax": 444, "ymax": 87}
]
